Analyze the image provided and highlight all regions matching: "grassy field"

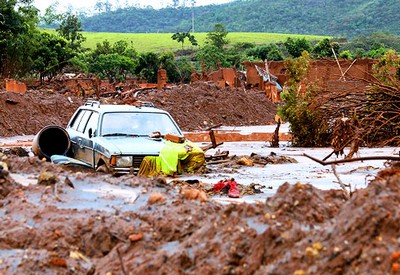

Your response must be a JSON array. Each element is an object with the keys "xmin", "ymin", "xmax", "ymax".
[
  {"xmin": 80, "ymin": 31, "xmax": 328, "ymax": 52},
  {"xmin": 41, "ymin": 29, "xmax": 328, "ymax": 52}
]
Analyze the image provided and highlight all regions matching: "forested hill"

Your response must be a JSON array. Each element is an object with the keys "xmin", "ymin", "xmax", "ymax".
[{"xmin": 80, "ymin": 0, "xmax": 400, "ymax": 38}]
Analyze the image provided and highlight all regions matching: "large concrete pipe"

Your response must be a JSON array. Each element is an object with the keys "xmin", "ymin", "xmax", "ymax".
[{"xmin": 32, "ymin": 125, "xmax": 71, "ymax": 160}]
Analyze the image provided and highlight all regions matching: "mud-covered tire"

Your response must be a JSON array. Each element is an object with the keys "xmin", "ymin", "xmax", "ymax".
[{"xmin": 96, "ymin": 163, "xmax": 109, "ymax": 173}]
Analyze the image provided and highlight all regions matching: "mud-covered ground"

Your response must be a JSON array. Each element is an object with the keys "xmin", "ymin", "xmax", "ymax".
[
  {"xmin": 2, "ymin": 84, "xmax": 400, "ymax": 274},
  {"xmin": 2, "ymin": 154, "xmax": 400, "ymax": 274}
]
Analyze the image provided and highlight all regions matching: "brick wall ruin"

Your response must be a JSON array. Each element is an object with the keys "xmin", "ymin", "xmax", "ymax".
[
  {"xmin": 2, "ymin": 59, "xmax": 378, "ymax": 101},
  {"xmin": 243, "ymin": 59, "xmax": 376, "ymax": 93}
]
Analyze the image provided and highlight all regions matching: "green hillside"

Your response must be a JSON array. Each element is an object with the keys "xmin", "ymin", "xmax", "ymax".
[
  {"xmin": 80, "ymin": 0, "xmax": 400, "ymax": 38},
  {"xmin": 79, "ymin": 31, "xmax": 327, "ymax": 52}
]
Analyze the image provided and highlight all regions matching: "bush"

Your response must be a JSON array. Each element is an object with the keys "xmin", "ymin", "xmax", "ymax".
[{"xmin": 278, "ymin": 51, "xmax": 331, "ymax": 146}]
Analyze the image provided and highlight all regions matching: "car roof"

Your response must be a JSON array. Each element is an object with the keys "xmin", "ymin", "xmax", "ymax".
[{"xmin": 80, "ymin": 101, "xmax": 168, "ymax": 114}]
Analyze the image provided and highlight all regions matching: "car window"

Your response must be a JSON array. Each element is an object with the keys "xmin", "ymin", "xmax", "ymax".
[
  {"xmin": 70, "ymin": 109, "xmax": 85, "ymax": 130},
  {"xmin": 77, "ymin": 110, "xmax": 92, "ymax": 133},
  {"xmin": 85, "ymin": 112, "xmax": 99, "ymax": 135},
  {"xmin": 152, "ymin": 114, "xmax": 181, "ymax": 135},
  {"xmin": 101, "ymin": 112, "xmax": 181, "ymax": 136}
]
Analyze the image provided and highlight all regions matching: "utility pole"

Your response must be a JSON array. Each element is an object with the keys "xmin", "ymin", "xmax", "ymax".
[
  {"xmin": 192, "ymin": 9, "xmax": 195, "ymax": 33},
  {"xmin": 191, "ymin": 0, "xmax": 196, "ymax": 33}
]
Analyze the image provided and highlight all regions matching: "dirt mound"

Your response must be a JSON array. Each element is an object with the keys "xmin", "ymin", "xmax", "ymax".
[
  {"xmin": 135, "ymin": 82, "xmax": 278, "ymax": 131},
  {"xmin": 1, "ymin": 155, "xmax": 400, "ymax": 274},
  {"xmin": 0, "ymin": 83, "xmax": 277, "ymax": 137},
  {"xmin": 257, "ymin": 166, "xmax": 400, "ymax": 274},
  {"xmin": 0, "ymin": 90, "xmax": 84, "ymax": 137}
]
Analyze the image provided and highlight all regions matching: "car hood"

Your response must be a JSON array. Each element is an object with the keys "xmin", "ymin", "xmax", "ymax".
[{"xmin": 94, "ymin": 136, "xmax": 165, "ymax": 156}]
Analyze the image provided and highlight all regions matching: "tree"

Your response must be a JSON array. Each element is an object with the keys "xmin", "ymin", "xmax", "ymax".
[
  {"xmin": 172, "ymin": 32, "xmax": 187, "ymax": 48},
  {"xmin": 158, "ymin": 51, "xmax": 192, "ymax": 83},
  {"xmin": 339, "ymin": 50, "xmax": 353, "ymax": 59},
  {"xmin": 111, "ymin": 40, "xmax": 128, "ymax": 54},
  {"xmin": 371, "ymin": 50, "xmax": 400, "ymax": 85},
  {"xmin": 86, "ymin": 40, "xmax": 138, "ymax": 82},
  {"xmin": 367, "ymin": 47, "xmax": 389, "ymax": 58},
  {"xmin": 172, "ymin": 0, "xmax": 180, "ymax": 8},
  {"xmin": 196, "ymin": 44, "xmax": 228, "ymax": 70},
  {"xmin": 68, "ymin": 54, "xmax": 89, "ymax": 73},
  {"xmin": 31, "ymin": 32, "xmax": 73, "ymax": 82},
  {"xmin": 175, "ymin": 57, "xmax": 193, "ymax": 83},
  {"xmin": 94, "ymin": 0, "xmax": 112, "ymax": 13},
  {"xmin": 279, "ymin": 51, "xmax": 330, "ymax": 146},
  {"xmin": 171, "ymin": 32, "xmax": 198, "ymax": 49},
  {"xmin": 266, "ymin": 45, "xmax": 285, "ymax": 61},
  {"xmin": 312, "ymin": 38, "xmax": 340, "ymax": 58},
  {"xmin": 246, "ymin": 44, "xmax": 284, "ymax": 61},
  {"xmin": 223, "ymin": 42, "xmax": 254, "ymax": 67},
  {"xmin": 225, "ymin": 49, "xmax": 247, "ymax": 68},
  {"xmin": 205, "ymin": 23, "xmax": 229, "ymax": 49},
  {"xmin": 92, "ymin": 40, "xmax": 113, "ymax": 58},
  {"xmin": 284, "ymin": 37, "xmax": 312, "ymax": 58},
  {"xmin": 232, "ymin": 42, "xmax": 255, "ymax": 52},
  {"xmin": 0, "ymin": 0, "xmax": 40, "ymax": 78},
  {"xmin": 56, "ymin": 12, "xmax": 86, "ymax": 52},
  {"xmin": 339, "ymin": 33, "xmax": 400, "ymax": 58},
  {"xmin": 194, "ymin": 23, "xmax": 230, "ymax": 70},
  {"xmin": 89, "ymin": 53, "xmax": 135, "ymax": 82},
  {"xmin": 42, "ymin": 4, "xmax": 60, "ymax": 25},
  {"xmin": 135, "ymin": 52, "xmax": 160, "ymax": 83}
]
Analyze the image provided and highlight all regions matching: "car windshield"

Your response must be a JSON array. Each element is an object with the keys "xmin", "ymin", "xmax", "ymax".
[{"xmin": 101, "ymin": 112, "xmax": 182, "ymax": 137}]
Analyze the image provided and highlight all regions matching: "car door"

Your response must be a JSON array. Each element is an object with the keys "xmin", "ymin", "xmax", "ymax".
[
  {"xmin": 80, "ymin": 111, "xmax": 99, "ymax": 166},
  {"xmin": 68, "ymin": 109, "xmax": 85, "ymax": 159},
  {"xmin": 69, "ymin": 110, "xmax": 97, "ymax": 167}
]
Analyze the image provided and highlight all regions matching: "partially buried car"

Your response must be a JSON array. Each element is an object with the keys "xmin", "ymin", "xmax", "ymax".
[{"xmin": 61, "ymin": 100, "xmax": 203, "ymax": 175}]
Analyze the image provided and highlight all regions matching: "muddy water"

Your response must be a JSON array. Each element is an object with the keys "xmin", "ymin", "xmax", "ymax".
[
  {"xmin": 3, "ymin": 136, "xmax": 399, "ymax": 205},
  {"xmin": 7, "ymin": 173, "xmax": 157, "ymax": 212},
  {"xmin": 182, "ymin": 142, "xmax": 400, "ymax": 203}
]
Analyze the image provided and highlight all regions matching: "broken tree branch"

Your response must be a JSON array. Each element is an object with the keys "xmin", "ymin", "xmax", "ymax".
[
  {"xmin": 332, "ymin": 48, "xmax": 345, "ymax": 80},
  {"xmin": 339, "ymin": 59, "xmax": 358, "ymax": 81},
  {"xmin": 304, "ymin": 153, "xmax": 400, "ymax": 165},
  {"xmin": 331, "ymin": 164, "xmax": 350, "ymax": 200},
  {"xmin": 116, "ymin": 247, "xmax": 128, "ymax": 275}
]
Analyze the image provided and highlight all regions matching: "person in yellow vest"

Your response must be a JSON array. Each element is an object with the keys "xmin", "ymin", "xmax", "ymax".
[{"xmin": 138, "ymin": 135, "xmax": 205, "ymax": 177}]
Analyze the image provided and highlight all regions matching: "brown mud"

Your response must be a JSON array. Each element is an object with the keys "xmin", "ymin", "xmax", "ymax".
[
  {"xmin": 1, "ymin": 85, "xmax": 400, "ymax": 274},
  {"xmin": 0, "ymin": 82, "xmax": 276, "ymax": 137},
  {"xmin": 1, "ymin": 155, "xmax": 400, "ymax": 274}
]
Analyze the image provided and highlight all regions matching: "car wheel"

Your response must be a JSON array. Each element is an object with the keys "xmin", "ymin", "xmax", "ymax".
[{"xmin": 96, "ymin": 163, "xmax": 109, "ymax": 173}]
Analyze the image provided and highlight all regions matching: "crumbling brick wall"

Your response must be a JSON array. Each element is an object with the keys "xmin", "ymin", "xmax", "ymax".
[
  {"xmin": 243, "ymin": 59, "xmax": 376, "ymax": 92},
  {"xmin": 5, "ymin": 79, "xmax": 27, "ymax": 93}
]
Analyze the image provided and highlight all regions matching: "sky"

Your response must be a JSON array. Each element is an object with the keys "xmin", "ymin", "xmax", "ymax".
[{"xmin": 33, "ymin": 0, "xmax": 235, "ymax": 13}]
